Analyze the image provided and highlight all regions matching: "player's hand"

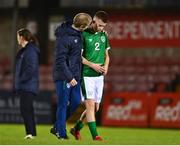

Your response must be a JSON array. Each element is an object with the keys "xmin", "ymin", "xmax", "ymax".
[
  {"xmin": 91, "ymin": 63, "xmax": 105, "ymax": 73},
  {"xmin": 69, "ymin": 78, "xmax": 77, "ymax": 87},
  {"xmin": 102, "ymin": 65, "xmax": 108, "ymax": 75}
]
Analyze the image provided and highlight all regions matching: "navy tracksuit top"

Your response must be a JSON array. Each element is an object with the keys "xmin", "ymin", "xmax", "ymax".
[
  {"xmin": 14, "ymin": 42, "xmax": 40, "ymax": 95},
  {"xmin": 53, "ymin": 21, "xmax": 83, "ymax": 82}
]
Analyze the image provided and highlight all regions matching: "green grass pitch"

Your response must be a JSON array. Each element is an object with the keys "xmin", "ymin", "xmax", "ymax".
[{"xmin": 0, "ymin": 124, "xmax": 180, "ymax": 145}]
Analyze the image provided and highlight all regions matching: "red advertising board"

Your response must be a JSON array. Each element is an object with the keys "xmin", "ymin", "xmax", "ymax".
[
  {"xmin": 101, "ymin": 93, "xmax": 149, "ymax": 127},
  {"xmin": 150, "ymin": 93, "xmax": 180, "ymax": 128},
  {"xmin": 107, "ymin": 13, "xmax": 180, "ymax": 48}
]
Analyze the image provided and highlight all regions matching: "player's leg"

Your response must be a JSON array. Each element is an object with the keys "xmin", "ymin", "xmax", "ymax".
[
  {"xmin": 92, "ymin": 75, "xmax": 104, "ymax": 140},
  {"xmin": 85, "ymin": 99, "xmax": 100, "ymax": 140},
  {"xmin": 80, "ymin": 109, "xmax": 87, "ymax": 121},
  {"xmin": 95, "ymin": 103, "xmax": 100, "ymax": 112},
  {"xmin": 82, "ymin": 76, "xmax": 100, "ymax": 140},
  {"xmin": 73, "ymin": 109, "xmax": 86, "ymax": 130},
  {"xmin": 72, "ymin": 76, "xmax": 103, "ymax": 140},
  {"xmin": 70, "ymin": 77, "xmax": 90, "ymax": 140},
  {"xmin": 67, "ymin": 81, "xmax": 83, "ymax": 140},
  {"xmin": 70, "ymin": 109, "xmax": 86, "ymax": 140},
  {"xmin": 70, "ymin": 78, "xmax": 89, "ymax": 140},
  {"xmin": 95, "ymin": 76, "xmax": 104, "ymax": 111},
  {"xmin": 71, "ymin": 102, "xmax": 99, "ymax": 139}
]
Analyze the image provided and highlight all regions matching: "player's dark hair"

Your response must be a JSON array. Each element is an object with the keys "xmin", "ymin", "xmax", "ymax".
[
  {"xmin": 17, "ymin": 28, "xmax": 39, "ymax": 47},
  {"xmin": 94, "ymin": 11, "xmax": 108, "ymax": 23}
]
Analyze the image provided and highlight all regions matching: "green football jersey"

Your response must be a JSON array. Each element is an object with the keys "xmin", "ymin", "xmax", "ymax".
[{"xmin": 82, "ymin": 30, "xmax": 110, "ymax": 77}]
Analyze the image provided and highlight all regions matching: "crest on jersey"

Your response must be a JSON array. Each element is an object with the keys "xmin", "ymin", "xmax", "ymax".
[
  {"xmin": 89, "ymin": 38, "xmax": 92, "ymax": 42},
  {"xmin": 101, "ymin": 36, "xmax": 105, "ymax": 42}
]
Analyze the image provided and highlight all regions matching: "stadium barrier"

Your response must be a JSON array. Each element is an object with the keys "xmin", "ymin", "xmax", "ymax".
[
  {"xmin": 0, "ymin": 90, "xmax": 53, "ymax": 124},
  {"xmin": 150, "ymin": 93, "xmax": 180, "ymax": 128},
  {"xmin": 101, "ymin": 93, "xmax": 149, "ymax": 127},
  {"xmin": 102, "ymin": 93, "xmax": 180, "ymax": 128}
]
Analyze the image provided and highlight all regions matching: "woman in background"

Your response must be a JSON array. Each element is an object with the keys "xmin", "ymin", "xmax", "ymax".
[{"xmin": 14, "ymin": 28, "xmax": 40, "ymax": 139}]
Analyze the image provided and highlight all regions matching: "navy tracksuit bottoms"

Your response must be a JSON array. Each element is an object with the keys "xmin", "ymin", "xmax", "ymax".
[{"xmin": 54, "ymin": 80, "xmax": 81, "ymax": 137}]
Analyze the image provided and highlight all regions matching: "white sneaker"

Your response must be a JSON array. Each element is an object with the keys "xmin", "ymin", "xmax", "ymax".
[{"xmin": 24, "ymin": 134, "xmax": 34, "ymax": 139}]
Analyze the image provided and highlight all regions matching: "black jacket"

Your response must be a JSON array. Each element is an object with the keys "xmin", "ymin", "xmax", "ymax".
[
  {"xmin": 14, "ymin": 43, "xmax": 40, "ymax": 95},
  {"xmin": 53, "ymin": 21, "xmax": 83, "ymax": 82}
]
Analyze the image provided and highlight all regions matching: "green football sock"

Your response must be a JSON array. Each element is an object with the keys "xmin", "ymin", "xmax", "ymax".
[
  {"xmin": 88, "ymin": 121, "xmax": 98, "ymax": 139},
  {"xmin": 74, "ymin": 120, "xmax": 84, "ymax": 131}
]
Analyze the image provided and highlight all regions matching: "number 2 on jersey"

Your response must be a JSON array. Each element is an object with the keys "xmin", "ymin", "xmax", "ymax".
[{"xmin": 95, "ymin": 42, "xmax": 100, "ymax": 51}]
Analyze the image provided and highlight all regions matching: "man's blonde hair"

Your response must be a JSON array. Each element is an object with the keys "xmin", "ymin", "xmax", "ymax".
[{"xmin": 73, "ymin": 13, "xmax": 92, "ymax": 29}]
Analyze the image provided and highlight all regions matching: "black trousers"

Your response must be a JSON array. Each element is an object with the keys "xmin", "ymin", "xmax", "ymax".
[{"xmin": 19, "ymin": 91, "xmax": 37, "ymax": 136}]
